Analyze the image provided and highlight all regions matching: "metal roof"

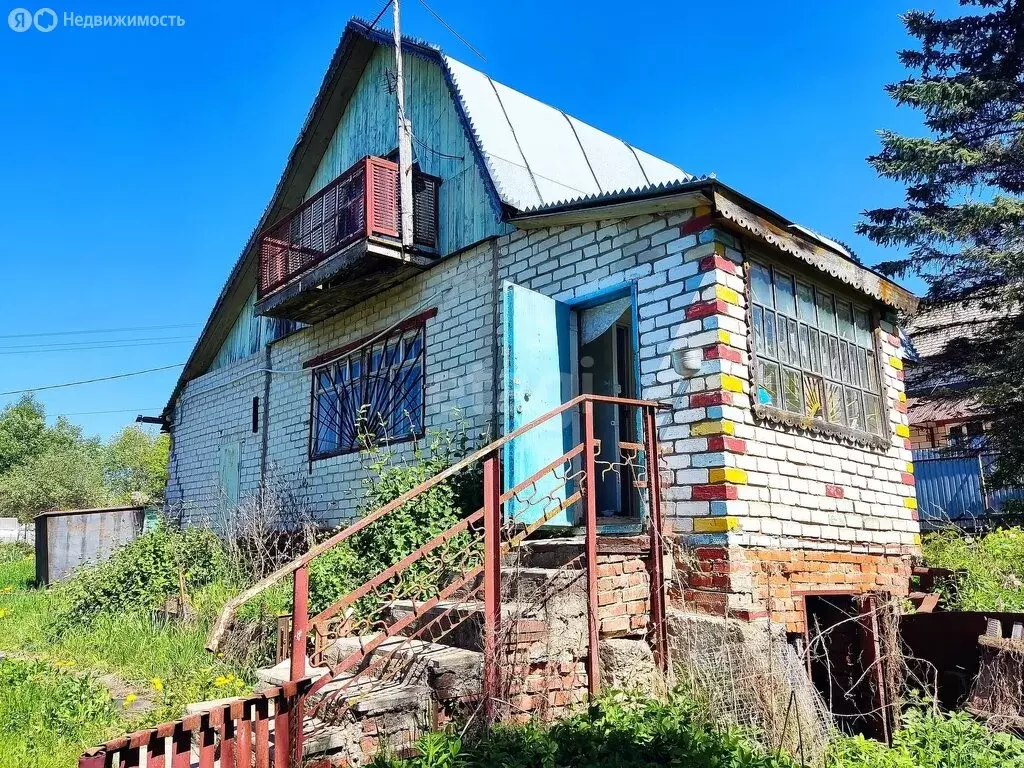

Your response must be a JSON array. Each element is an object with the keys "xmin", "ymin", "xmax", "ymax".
[{"xmin": 441, "ymin": 56, "xmax": 691, "ymax": 211}]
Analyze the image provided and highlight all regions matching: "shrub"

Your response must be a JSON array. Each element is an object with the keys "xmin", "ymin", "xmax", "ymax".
[
  {"xmin": 826, "ymin": 707, "xmax": 1024, "ymax": 768},
  {"xmin": 308, "ymin": 429, "xmax": 481, "ymax": 615},
  {"xmin": 370, "ymin": 691, "xmax": 796, "ymax": 768},
  {"xmin": 52, "ymin": 522, "xmax": 230, "ymax": 627},
  {"xmin": 922, "ymin": 527, "xmax": 1024, "ymax": 611}
]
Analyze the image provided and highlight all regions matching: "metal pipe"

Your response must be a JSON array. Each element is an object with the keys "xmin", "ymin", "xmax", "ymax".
[
  {"xmin": 583, "ymin": 400, "xmax": 600, "ymax": 698},
  {"xmin": 483, "ymin": 453, "xmax": 502, "ymax": 720}
]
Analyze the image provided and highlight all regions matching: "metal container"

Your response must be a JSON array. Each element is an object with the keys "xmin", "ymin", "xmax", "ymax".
[{"xmin": 34, "ymin": 506, "xmax": 145, "ymax": 586}]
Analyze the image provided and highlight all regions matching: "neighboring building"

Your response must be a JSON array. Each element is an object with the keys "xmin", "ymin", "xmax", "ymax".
[
  {"xmin": 165, "ymin": 19, "xmax": 920, "ymax": 634},
  {"xmin": 905, "ymin": 297, "xmax": 998, "ymax": 450}
]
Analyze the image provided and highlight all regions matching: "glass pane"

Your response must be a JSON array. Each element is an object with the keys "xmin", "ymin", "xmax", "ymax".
[
  {"xmin": 803, "ymin": 374, "xmax": 824, "ymax": 420},
  {"xmin": 866, "ymin": 351, "xmax": 879, "ymax": 391},
  {"xmin": 782, "ymin": 367, "xmax": 803, "ymax": 413},
  {"xmin": 789, "ymin": 319, "xmax": 801, "ymax": 369},
  {"xmin": 797, "ymin": 282, "xmax": 815, "ymax": 321},
  {"xmin": 821, "ymin": 334, "xmax": 835, "ymax": 379},
  {"xmin": 798, "ymin": 324, "xmax": 811, "ymax": 369},
  {"xmin": 845, "ymin": 387, "xmax": 864, "ymax": 431},
  {"xmin": 764, "ymin": 312, "xmax": 778, "ymax": 358},
  {"xmin": 839, "ymin": 341, "xmax": 851, "ymax": 384},
  {"xmin": 758, "ymin": 360, "xmax": 780, "ymax": 407},
  {"xmin": 863, "ymin": 394, "xmax": 881, "ymax": 434},
  {"xmin": 809, "ymin": 329, "xmax": 821, "ymax": 374},
  {"xmin": 854, "ymin": 308, "xmax": 872, "ymax": 347},
  {"xmin": 777, "ymin": 317, "xmax": 789, "ymax": 363},
  {"xmin": 385, "ymin": 341, "xmax": 401, "ymax": 367},
  {"xmin": 350, "ymin": 357, "xmax": 362, "ymax": 380},
  {"xmin": 751, "ymin": 263, "xmax": 774, "ymax": 307},
  {"xmin": 854, "ymin": 348, "xmax": 868, "ymax": 388},
  {"xmin": 825, "ymin": 381, "xmax": 845, "ymax": 425},
  {"xmin": 336, "ymin": 360, "xmax": 350, "ymax": 383},
  {"xmin": 775, "ymin": 271, "xmax": 797, "ymax": 317},
  {"xmin": 827, "ymin": 336, "xmax": 840, "ymax": 380},
  {"xmin": 752, "ymin": 305, "xmax": 765, "ymax": 355},
  {"xmin": 816, "ymin": 289, "xmax": 837, "ymax": 333},
  {"xmin": 370, "ymin": 345, "xmax": 383, "ymax": 372},
  {"xmin": 837, "ymin": 301, "xmax": 855, "ymax": 341},
  {"xmin": 405, "ymin": 331, "xmax": 423, "ymax": 361}
]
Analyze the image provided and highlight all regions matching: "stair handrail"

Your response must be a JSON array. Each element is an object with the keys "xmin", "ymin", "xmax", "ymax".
[{"xmin": 206, "ymin": 393, "xmax": 668, "ymax": 653}]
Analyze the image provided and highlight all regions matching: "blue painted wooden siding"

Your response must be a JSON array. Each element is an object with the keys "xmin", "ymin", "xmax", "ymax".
[
  {"xmin": 306, "ymin": 45, "xmax": 509, "ymax": 256},
  {"xmin": 209, "ymin": 289, "xmax": 297, "ymax": 372}
]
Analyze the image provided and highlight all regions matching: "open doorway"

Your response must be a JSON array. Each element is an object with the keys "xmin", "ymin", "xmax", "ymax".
[{"xmin": 575, "ymin": 296, "xmax": 640, "ymax": 521}]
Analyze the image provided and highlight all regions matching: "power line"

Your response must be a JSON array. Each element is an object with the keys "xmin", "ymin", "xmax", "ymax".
[
  {"xmin": 417, "ymin": 0, "xmax": 486, "ymax": 61},
  {"xmin": 0, "ymin": 335, "xmax": 193, "ymax": 350},
  {"xmin": 0, "ymin": 363, "xmax": 185, "ymax": 397},
  {"xmin": 368, "ymin": 0, "xmax": 393, "ymax": 30},
  {"xmin": 56, "ymin": 407, "xmax": 162, "ymax": 416},
  {"xmin": 0, "ymin": 323, "xmax": 199, "ymax": 340},
  {"xmin": 0, "ymin": 339, "xmax": 193, "ymax": 356}
]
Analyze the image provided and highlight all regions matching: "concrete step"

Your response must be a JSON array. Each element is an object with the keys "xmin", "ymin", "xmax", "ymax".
[
  {"xmin": 386, "ymin": 598, "xmax": 544, "ymax": 651},
  {"xmin": 321, "ymin": 635, "xmax": 483, "ymax": 700}
]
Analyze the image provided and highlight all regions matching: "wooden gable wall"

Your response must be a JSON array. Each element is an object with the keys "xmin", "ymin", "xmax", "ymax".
[{"xmin": 306, "ymin": 44, "xmax": 509, "ymax": 255}]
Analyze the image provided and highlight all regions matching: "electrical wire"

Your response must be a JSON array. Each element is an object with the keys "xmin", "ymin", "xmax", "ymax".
[
  {"xmin": 0, "ymin": 324, "xmax": 198, "ymax": 340},
  {"xmin": 0, "ymin": 363, "xmax": 184, "ymax": 397},
  {"xmin": 0, "ymin": 339, "xmax": 193, "ymax": 356},
  {"xmin": 367, "ymin": 0, "xmax": 393, "ymax": 31},
  {"xmin": 56, "ymin": 408, "xmax": 162, "ymax": 417},
  {"xmin": 416, "ymin": 0, "xmax": 486, "ymax": 61}
]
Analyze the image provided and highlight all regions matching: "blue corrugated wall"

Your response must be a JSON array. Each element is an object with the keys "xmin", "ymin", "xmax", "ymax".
[{"xmin": 912, "ymin": 448, "xmax": 1024, "ymax": 529}]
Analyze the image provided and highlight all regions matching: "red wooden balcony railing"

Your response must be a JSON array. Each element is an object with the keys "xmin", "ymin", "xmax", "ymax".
[{"xmin": 257, "ymin": 156, "xmax": 440, "ymax": 300}]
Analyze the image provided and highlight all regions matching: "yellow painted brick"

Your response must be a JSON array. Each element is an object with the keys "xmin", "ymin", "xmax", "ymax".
[
  {"xmin": 693, "ymin": 516, "xmax": 739, "ymax": 533},
  {"xmin": 895, "ymin": 423, "xmax": 910, "ymax": 438},
  {"xmin": 906, "ymin": 462, "xmax": 914, "ymax": 474},
  {"xmin": 721, "ymin": 374, "xmax": 744, "ymax": 393},
  {"xmin": 904, "ymin": 497, "xmax": 918, "ymax": 510},
  {"xmin": 717, "ymin": 330, "xmax": 732, "ymax": 345},
  {"xmin": 694, "ymin": 205, "xmax": 712, "ymax": 218},
  {"xmin": 708, "ymin": 467, "xmax": 747, "ymax": 484},
  {"xmin": 713, "ymin": 242, "xmax": 726, "ymax": 257},
  {"xmin": 913, "ymin": 534, "xmax": 922, "ymax": 546},
  {"xmin": 691, "ymin": 420, "xmax": 735, "ymax": 437},
  {"xmin": 889, "ymin": 356, "xmax": 904, "ymax": 370},
  {"xmin": 715, "ymin": 285, "xmax": 740, "ymax": 305},
  {"xmin": 898, "ymin": 392, "xmax": 907, "ymax": 403}
]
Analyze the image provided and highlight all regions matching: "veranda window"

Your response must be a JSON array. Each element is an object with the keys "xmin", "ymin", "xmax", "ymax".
[
  {"xmin": 311, "ymin": 321, "xmax": 426, "ymax": 458},
  {"xmin": 749, "ymin": 261, "xmax": 884, "ymax": 436}
]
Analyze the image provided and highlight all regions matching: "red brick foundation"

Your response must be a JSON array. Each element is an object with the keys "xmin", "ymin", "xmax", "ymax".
[{"xmin": 676, "ymin": 545, "xmax": 914, "ymax": 633}]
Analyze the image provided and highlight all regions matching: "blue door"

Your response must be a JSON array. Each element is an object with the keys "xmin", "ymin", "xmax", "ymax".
[{"xmin": 503, "ymin": 282, "xmax": 575, "ymax": 526}]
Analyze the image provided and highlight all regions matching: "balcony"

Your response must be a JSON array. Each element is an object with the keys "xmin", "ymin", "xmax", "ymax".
[{"xmin": 255, "ymin": 156, "xmax": 440, "ymax": 324}]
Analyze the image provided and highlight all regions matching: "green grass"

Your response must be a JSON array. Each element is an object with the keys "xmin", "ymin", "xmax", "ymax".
[{"xmin": 0, "ymin": 542, "xmax": 256, "ymax": 763}]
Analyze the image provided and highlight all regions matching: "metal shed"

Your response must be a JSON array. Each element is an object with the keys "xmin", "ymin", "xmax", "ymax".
[{"xmin": 34, "ymin": 505, "xmax": 145, "ymax": 586}]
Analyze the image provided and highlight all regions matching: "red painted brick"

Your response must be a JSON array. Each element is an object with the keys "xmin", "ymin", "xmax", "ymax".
[
  {"xmin": 707, "ymin": 436, "xmax": 748, "ymax": 454},
  {"xmin": 697, "ymin": 255, "xmax": 738, "ymax": 275},
  {"xmin": 896, "ymin": 369, "xmax": 905, "ymax": 381},
  {"xmin": 691, "ymin": 484, "xmax": 739, "ymax": 500},
  {"xmin": 896, "ymin": 401, "xmax": 908, "ymax": 414},
  {"xmin": 694, "ymin": 546, "xmax": 728, "ymax": 561},
  {"xmin": 680, "ymin": 213, "xmax": 716, "ymax": 236},
  {"xmin": 703, "ymin": 343, "xmax": 743, "ymax": 363},
  {"xmin": 904, "ymin": 438, "xmax": 913, "ymax": 450},
  {"xmin": 825, "ymin": 484, "xmax": 845, "ymax": 499},
  {"xmin": 901, "ymin": 472, "xmax": 916, "ymax": 486},
  {"xmin": 685, "ymin": 299, "xmax": 729, "ymax": 321},
  {"xmin": 690, "ymin": 391, "xmax": 732, "ymax": 408}
]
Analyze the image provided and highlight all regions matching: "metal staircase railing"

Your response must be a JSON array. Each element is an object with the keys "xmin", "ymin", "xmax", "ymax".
[{"xmin": 79, "ymin": 394, "xmax": 669, "ymax": 768}]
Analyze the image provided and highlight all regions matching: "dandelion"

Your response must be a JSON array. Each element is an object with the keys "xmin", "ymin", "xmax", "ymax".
[
  {"xmin": 151, "ymin": 678, "xmax": 164, "ymax": 692},
  {"xmin": 0, "ymin": 609, "xmax": 9, "ymax": 619},
  {"xmin": 1, "ymin": 585, "xmax": 13, "ymax": 593},
  {"xmin": 214, "ymin": 676, "xmax": 229, "ymax": 688},
  {"xmin": 124, "ymin": 694, "xmax": 137, "ymax": 706}
]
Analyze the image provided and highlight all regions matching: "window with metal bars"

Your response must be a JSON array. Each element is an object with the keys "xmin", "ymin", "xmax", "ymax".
[
  {"xmin": 749, "ymin": 260, "xmax": 885, "ymax": 436},
  {"xmin": 311, "ymin": 321, "xmax": 426, "ymax": 459}
]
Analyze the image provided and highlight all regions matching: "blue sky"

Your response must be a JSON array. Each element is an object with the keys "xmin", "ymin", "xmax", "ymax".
[{"xmin": 0, "ymin": 0, "xmax": 957, "ymax": 439}]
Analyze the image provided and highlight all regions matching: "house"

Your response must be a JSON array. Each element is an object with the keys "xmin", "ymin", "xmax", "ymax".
[{"xmin": 164, "ymin": 19, "xmax": 920, "ymax": 636}]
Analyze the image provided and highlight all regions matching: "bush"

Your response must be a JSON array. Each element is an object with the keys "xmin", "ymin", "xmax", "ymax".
[
  {"xmin": 370, "ymin": 691, "xmax": 795, "ymax": 768},
  {"xmin": 826, "ymin": 707, "xmax": 1024, "ymax": 768},
  {"xmin": 922, "ymin": 527, "xmax": 1024, "ymax": 611},
  {"xmin": 52, "ymin": 523, "xmax": 230, "ymax": 627},
  {"xmin": 308, "ymin": 429, "xmax": 481, "ymax": 615}
]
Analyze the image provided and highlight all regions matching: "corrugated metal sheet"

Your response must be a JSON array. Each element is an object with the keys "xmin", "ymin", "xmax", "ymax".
[
  {"xmin": 912, "ymin": 449, "xmax": 1024, "ymax": 529},
  {"xmin": 443, "ymin": 56, "xmax": 690, "ymax": 211},
  {"xmin": 34, "ymin": 506, "xmax": 144, "ymax": 585}
]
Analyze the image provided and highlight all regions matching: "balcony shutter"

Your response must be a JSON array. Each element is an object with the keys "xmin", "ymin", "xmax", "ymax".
[
  {"xmin": 412, "ymin": 175, "xmax": 439, "ymax": 248},
  {"xmin": 369, "ymin": 159, "xmax": 399, "ymax": 238}
]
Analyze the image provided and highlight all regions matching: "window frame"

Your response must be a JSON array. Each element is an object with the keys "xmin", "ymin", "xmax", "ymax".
[
  {"xmin": 746, "ymin": 255, "xmax": 890, "ymax": 448},
  {"xmin": 306, "ymin": 310, "xmax": 433, "ymax": 461}
]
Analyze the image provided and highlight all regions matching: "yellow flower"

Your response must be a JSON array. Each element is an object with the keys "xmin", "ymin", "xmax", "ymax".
[
  {"xmin": 0, "ymin": 609, "xmax": 9, "ymax": 619},
  {"xmin": 214, "ymin": 676, "xmax": 228, "ymax": 688},
  {"xmin": 151, "ymin": 678, "xmax": 164, "ymax": 692},
  {"xmin": 1, "ymin": 585, "xmax": 13, "ymax": 593},
  {"xmin": 123, "ymin": 694, "xmax": 137, "ymax": 706}
]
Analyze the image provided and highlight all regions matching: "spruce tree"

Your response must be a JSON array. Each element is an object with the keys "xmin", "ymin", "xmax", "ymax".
[{"xmin": 861, "ymin": 0, "xmax": 1024, "ymax": 483}]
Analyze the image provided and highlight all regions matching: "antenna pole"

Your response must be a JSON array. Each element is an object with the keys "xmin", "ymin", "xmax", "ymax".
[{"xmin": 393, "ymin": 0, "xmax": 414, "ymax": 248}]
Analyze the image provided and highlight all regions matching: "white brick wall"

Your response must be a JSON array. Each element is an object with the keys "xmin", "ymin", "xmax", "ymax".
[{"xmin": 168, "ymin": 241, "xmax": 496, "ymax": 528}]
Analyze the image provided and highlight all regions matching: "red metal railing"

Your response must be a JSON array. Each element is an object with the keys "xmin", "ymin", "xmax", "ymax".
[
  {"xmin": 257, "ymin": 156, "xmax": 440, "ymax": 300},
  {"xmin": 81, "ymin": 395, "xmax": 668, "ymax": 767}
]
